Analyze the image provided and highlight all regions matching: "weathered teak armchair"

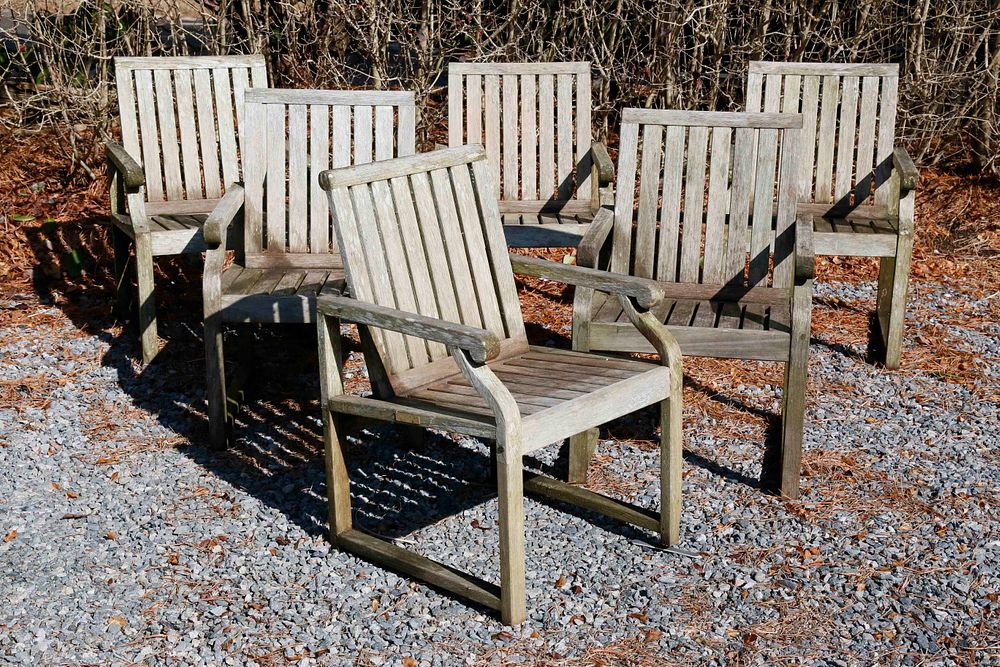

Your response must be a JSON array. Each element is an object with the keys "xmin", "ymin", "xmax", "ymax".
[
  {"xmin": 202, "ymin": 89, "xmax": 416, "ymax": 447},
  {"xmin": 573, "ymin": 110, "xmax": 813, "ymax": 498},
  {"xmin": 447, "ymin": 62, "xmax": 614, "ymax": 247},
  {"xmin": 745, "ymin": 62, "xmax": 918, "ymax": 369},
  {"xmin": 315, "ymin": 146, "xmax": 683, "ymax": 625},
  {"xmin": 107, "ymin": 56, "xmax": 267, "ymax": 363}
]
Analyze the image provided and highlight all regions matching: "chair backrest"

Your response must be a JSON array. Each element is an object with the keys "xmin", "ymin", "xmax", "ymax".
[
  {"xmin": 611, "ymin": 110, "xmax": 802, "ymax": 290},
  {"xmin": 114, "ymin": 55, "xmax": 267, "ymax": 208},
  {"xmin": 242, "ymin": 89, "xmax": 415, "ymax": 267},
  {"xmin": 322, "ymin": 146, "xmax": 526, "ymax": 389},
  {"xmin": 746, "ymin": 62, "xmax": 899, "ymax": 212},
  {"xmin": 447, "ymin": 62, "xmax": 595, "ymax": 214}
]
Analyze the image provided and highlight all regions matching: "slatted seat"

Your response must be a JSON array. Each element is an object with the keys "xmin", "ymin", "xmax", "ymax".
[
  {"xmin": 448, "ymin": 62, "xmax": 614, "ymax": 247},
  {"xmin": 202, "ymin": 88, "xmax": 415, "ymax": 447},
  {"xmin": 573, "ymin": 110, "xmax": 814, "ymax": 499},
  {"xmin": 314, "ymin": 146, "xmax": 685, "ymax": 625},
  {"xmin": 746, "ymin": 62, "xmax": 919, "ymax": 368},
  {"xmin": 106, "ymin": 56, "xmax": 267, "ymax": 363}
]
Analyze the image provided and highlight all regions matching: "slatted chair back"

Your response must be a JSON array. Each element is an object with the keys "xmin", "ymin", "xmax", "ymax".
[
  {"xmin": 447, "ymin": 62, "xmax": 594, "ymax": 214},
  {"xmin": 242, "ymin": 89, "xmax": 415, "ymax": 266},
  {"xmin": 114, "ymin": 56, "xmax": 267, "ymax": 207},
  {"xmin": 611, "ymin": 110, "xmax": 803, "ymax": 290},
  {"xmin": 322, "ymin": 146, "xmax": 526, "ymax": 388},
  {"xmin": 746, "ymin": 62, "xmax": 899, "ymax": 212}
]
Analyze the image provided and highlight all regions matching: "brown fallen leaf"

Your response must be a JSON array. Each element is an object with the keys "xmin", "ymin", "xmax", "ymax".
[
  {"xmin": 3, "ymin": 530, "xmax": 16, "ymax": 543},
  {"xmin": 275, "ymin": 536, "xmax": 290, "ymax": 546},
  {"xmin": 401, "ymin": 658, "xmax": 417, "ymax": 667},
  {"xmin": 166, "ymin": 553, "xmax": 179, "ymax": 565},
  {"xmin": 105, "ymin": 531, "xmax": 117, "ymax": 541},
  {"xmin": 65, "ymin": 491, "xmax": 79, "ymax": 499},
  {"xmin": 554, "ymin": 575, "xmax": 566, "ymax": 588},
  {"xmin": 644, "ymin": 628, "xmax": 663, "ymax": 642},
  {"xmin": 108, "ymin": 616, "xmax": 126, "ymax": 629},
  {"xmin": 492, "ymin": 631, "xmax": 513, "ymax": 641},
  {"xmin": 627, "ymin": 612, "xmax": 648, "ymax": 623}
]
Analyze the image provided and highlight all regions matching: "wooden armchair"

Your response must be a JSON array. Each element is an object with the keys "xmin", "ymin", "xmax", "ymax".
[
  {"xmin": 202, "ymin": 89, "xmax": 416, "ymax": 447},
  {"xmin": 573, "ymin": 110, "xmax": 813, "ymax": 499},
  {"xmin": 447, "ymin": 62, "xmax": 615, "ymax": 247},
  {"xmin": 315, "ymin": 146, "xmax": 684, "ymax": 624},
  {"xmin": 745, "ymin": 62, "xmax": 919, "ymax": 368},
  {"xmin": 107, "ymin": 56, "xmax": 267, "ymax": 363}
]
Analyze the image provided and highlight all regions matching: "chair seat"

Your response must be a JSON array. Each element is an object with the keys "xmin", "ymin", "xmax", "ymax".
[
  {"xmin": 219, "ymin": 264, "xmax": 346, "ymax": 323},
  {"xmin": 501, "ymin": 211, "xmax": 595, "ymax": 248},
  {"xmin": 588, "ymin": 290, "xmax": 791, "ymax": 362},
  {"xmin": 395, "ymin": 345, "xmax": 671, "ymax": 453}
]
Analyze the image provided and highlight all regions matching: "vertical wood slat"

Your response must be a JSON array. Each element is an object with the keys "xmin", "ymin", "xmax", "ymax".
[
  {"xmin": 634, "ymin": 124, "xmax": 664, "ymax": 279},
  {"xmin": 854, "ymin": 76, "xmax": 880, "ymax": 204},
  {"xmin": 520, "ymin": 75, "xmax": 537, "ymax": 200},
  {"xmin": 431, "ymin": 168, "xmax": 483, "ymax": 329},
  {"xmin": 354, "ymin": 106, "xmax": 373, "ymax": 164},
  {"xmin": 655, "ymin": 126, "xmax": 686, "ymax": 283},
  {"xmin": 556, "ymin": 74, "xmax": 574, "ymax": 200},
  {"xmin": 173, "ymin": 70, "xmax": 201, "ymax": 199},
  {"xmin": 485, "ymin": 75, "xmax": 501, "ymax": 197},
  {"xmin": 538, "ymin": 74, "xmax": 555, "ymax": 200},
  {"xmin": 152, "ymin": 69, "xmax": 184, "ymax": 200},
  {"xmin": 576, "ymin": 69, "xmax": 592, "ymax": 201},
  {"xmin": 724, "ymin": 127, "xmax": 757, "ymax": 285},
  {"xmin": 679, "ymin": 126, "xmax": 709, "ymax": 283},
  {"xmin": 450, "ymin": 165, "xmax": 506, "ymax": 336},
  {"xmin": 798, "ymin": 76, "xmax": 821, "ymax": 201},
  {"xmin": 502, "ymin": 74, "xmax": 519, "ymax": 199},
  {"xmin": 411, "ymin": 171, "xmax": 463, "ymax": 328},
  {"xmin": 448, "ymin": 70, "xmax": 464, "ymax": 146},
  {"xmin": 778, "ymin": 74, "xmax": 801, "ymax": 205},
  {"xmin": 814, "ymin": 75, "xmax": 840, "ymax": 203},
  {"xmin": 192, "ymin": 69, "xmax": 221, "ymax": 199},
  {"xmin": 115, "ymin": 69, "xmax": 141, "ymax": 167},
  {"xmin": 749, "ymin": 126, "xmax": 778, "ymax": 286},
  {"xmin": 772, "ymin": 126, "xmax": 801, "ymax": 288},
  {"xmin": 834, "ymin": 76, "xmax": 860, "ymax": 202},
  {"xmin": 331, "ymin": 107, "xmax": 352, "ymax": 168},
  {"xmin": 610, "ymin": 121, "xmax": 640, "ymax": 276},
  {"xmin": 287, "ymin": 104, "xmax": 308, "ymax": 253},
  {"xmin": 390, "ymin": 174, "xmax": 448, "ymax": 360},
  {"xmin": 370, "ymin": 179, "xmax": 429, "ymax": 367},
  {"xmin": 231, "ymin": 67, "xmax": 250, "ymax": 171},
  {"xmin": 213, "ymin": 68, "xmax": 239, "ymax": 189},
  {"xmin": 398, "ymin": 104, "xmax": 416, "ymax": 156},
  {"xmin": 310, "ymin": 105, "xmax": 330, "ymax": 253},
  {"xmin": 133, "ymin": 69, "xmax": 164, "ymax": 200},
  {"xmin": 875, "ymin": 75, "xmax": 899, "ymax": 207},
  {"xmin": 243, "ymin": 101, "xmax": 265, "ymax": 255},
  {"xmin": 702, "ymin": 127, "xmax": 733, "ymax": 284},
  {"xmin": 466, "ymin": 74, "xmax": 483, "ymax": 148},
  {"xmin": 375, "ymin": 106, "xmax": 395, "ymax": 160},
  {"xmin": 266, "ymin": 104, "xmax": 286, "ymax": 251},
  {"xmin": 469, "ymin": 158, "xmax": 526, "ymax": 340}
]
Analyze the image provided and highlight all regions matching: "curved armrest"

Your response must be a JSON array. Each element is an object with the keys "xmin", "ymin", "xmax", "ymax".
[
  {"xmin": 892, "ymin": 148, "xmax": 919, "ymax": 192},
  {"xmin": 317, "ymin": 295, "xmax": 501, "ymax": 363},
  {"xmin": 795, "ymin": 213, "xmax": 815, "ymax": 284},
  {"xmin": 509, "ymin": 253, "xmax": 664, "ymax": 310},
  {"xmin": 576, "ymin": 207, "xmax": 614, "ymax": 268},
  {"xmin": 591, "ymin": 141, "xmax": 615, "ymax": 187},
  {"xmin": 204, "ymin": 184, "xmax": 245, "ymax": 248},
  {"xmin": 105, "ymin": 142, "xmax": 144, "ymax": 190}
]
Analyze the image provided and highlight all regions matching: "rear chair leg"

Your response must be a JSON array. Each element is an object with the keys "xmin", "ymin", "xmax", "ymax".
[
  {"xmin": 134, "ymin": 232, "xmax": 159, "ymax": 364},
  {"xmin": 876, "ymin": 232, "xmax": 913, "ymax": 370},
  {"xmin": 204, "ymin": 313, "xmax": 228, "ymax": 449},
  {"xmin": 567, "ymin": 428, "xmax": 599, "ymax": 484},
  {"xmin": 318, "ymin": 314, "xmax": 352, "ymax": 541},
  {"xmin": 111, "ymin": 226, "xmax": 131, "ymax": 317},
  {"xmin": 778, "ymin": 357, "xmax": 808, "ymax": 500}
]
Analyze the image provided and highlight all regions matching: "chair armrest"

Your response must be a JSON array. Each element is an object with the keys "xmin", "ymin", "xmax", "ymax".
[
  {"xmin": 317, "ymin": 295, "xmax": 501, "ymax": 363},
  {"xmin": 592, "ymin": 140, "xmax": 615, "ymax": 187},
  {"xmin": 509, "ymin": 254, "xmax": 664, "ymax": 310},
  {"xmin": 204, "ymin": 184, "xmax": 245, "ymax": 248},
  {"xmin": 892, "ymin": 148, "xmax": 919, "ymax": 193},
  {"xmin": 795, "ymin": 213, "xmax": 815, "ymax": 283},
  {"xmin": 105, "ymin": 142, "xmax": 144, "ymax": 190},
  {"xmin": 576, "ymin": 207, "xmax": 614, "ymax": 268}
]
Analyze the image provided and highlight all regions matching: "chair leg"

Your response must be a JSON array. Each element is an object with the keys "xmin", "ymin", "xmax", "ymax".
[
  {"xmin": 778, "ymin": 354, "xmax": 808, "ymax": 500},
  {"xmin": 324, "ymin": 406, "xmax": 354, "ymax": 542},
  {"xmin": 567, "ymin": 428, "xmax": 598, "ymax": 485},
  {"xmin": 659, "ymin": 371, "xmax": 683, "ymax": 546},
  {"xmin": 875, "ymin": 233, "xmax": 913, "ymax": 370},
  {"xmin": 496, "ymin": 438, "xmax": 527, "ymax": 625},
  {"xmin": 204, "ymin": 314, "xmax": 228, "ymax": 449},
  {"xmin": 111, "ymin": 226, "xmax": 131, "ymax": 317},
  {"xmin": 134, "ymin": 233, "xmax": 159, "ymax": 364}
]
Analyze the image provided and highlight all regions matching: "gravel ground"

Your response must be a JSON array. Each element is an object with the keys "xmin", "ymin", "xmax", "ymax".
[{"xmin": 0, "ymin": 279, "xmax": 997, "ymax": 666}]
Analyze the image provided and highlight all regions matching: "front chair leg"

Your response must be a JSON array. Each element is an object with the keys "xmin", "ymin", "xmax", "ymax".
[
  {"xmin": 659, "ymin": 368, "xmax": 683, "ymax": 546},
  {"xmin": 496, "ymin": 436, "xmax": 527, "ymax": 626},
  {"xmin": 204, "ymin": 313, "xmax": 228, "ymax": 449},
  {"xmin": 876, "ymin": 234, "xmax": 913, "ymax": 370},
  {"xmin": 567, "ymin": 427, "xmax": 599, "ymax": 484},
  {"xmin": 134, "ymin": 232, "xmax": 159, "ymax": 364}
]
